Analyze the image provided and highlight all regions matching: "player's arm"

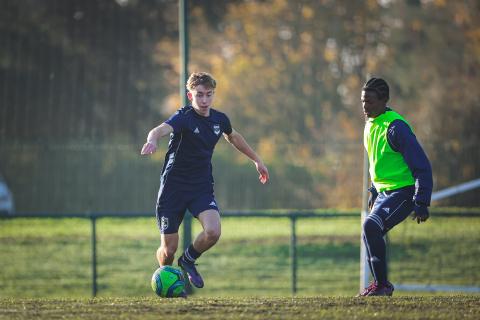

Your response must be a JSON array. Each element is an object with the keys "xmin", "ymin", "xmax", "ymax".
[
  {"xmin": 387, "ymin": 120, "xmax": 433, "ymax": 223},
  {"xmin": 140, "ymin": 122, "xmax": 174, "ymax": 155},
  {"xmin": 223, "ymin": 129, "xmax": 269, "ymax": 184},
  {"xmin": 387, "ymin": 120, "xmax": 433, "ymax": 205}
]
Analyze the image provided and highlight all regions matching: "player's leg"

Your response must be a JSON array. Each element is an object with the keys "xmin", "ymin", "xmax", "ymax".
[
  {"xmin": 178, "ymin": 209, "xmax": 220, "ymax": 288},
  {"xmin": 193, "ymin": 209, "xmax": 221, "ymax": 252},
  {"xmin": 360, "ymin": 186, "xmax": 415, "ymax": 296},
  {"xmin": 178, "ymin": 193, "xmax": 220, "ymax": 288},
  {"xmin": 358, "ymin": 196, "xmax": 381, "ymax": 296},
  {"xmin": 382, "ymin": 187, "xmax": 415, "ymax": 232},
  {"xmin": 156, "ymin": 233, "xmax": 179, "ymax": 266},
  {"xmin": 155, "ymin": 183, "xmax": 186, "ymax": 266},
  {"xmin": 361, "ymin": 204, "xmax": 388, "ymax": 295},
  {"xmin": 358, "ymin": 232, "xmax": 380, "ymax": 297},
  {"xmin": 155, "ymin": 208, "xmax": 185, "ymax": 267}
]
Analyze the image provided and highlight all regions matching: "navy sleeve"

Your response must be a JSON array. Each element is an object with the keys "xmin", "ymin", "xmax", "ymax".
[
  {"xmin": 165, "ymin": 110, "xmax": 187, "ymax": 133},
  {"xmin": 387, "ymin": 120, "xmax": 433, "ymax": 206},
  {"xmin": 223, "ymin": 113, "xmax": 233, "ymax": 135}
]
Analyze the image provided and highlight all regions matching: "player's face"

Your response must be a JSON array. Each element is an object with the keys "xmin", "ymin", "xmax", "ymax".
[
  {"xmin": 361, "ymin": 90, "xmax": 386, "ymax": 118},
  {"xmin": 188, "ymin": 84, "xmax": 215, "ymax": 117}
]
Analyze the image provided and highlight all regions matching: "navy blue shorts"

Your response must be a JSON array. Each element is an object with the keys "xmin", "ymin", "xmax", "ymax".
[
  {"xmin": 155, "ymin": 183, "xmax": 219, "ymax": 234},
  {"xmin": 368, "ymin": 185, "xmax": 415, "ymax": 234}
]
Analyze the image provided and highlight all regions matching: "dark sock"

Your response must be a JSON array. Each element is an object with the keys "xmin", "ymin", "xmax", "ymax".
[
  {"xmin": 363, "ymin": 233, "xmax": 377, "ymax": 283},
  {"xmin": 183, "ymin": 244, "xmax": 202, "ymax": 262},
  {"xmin": 363, "ymin": 219, "xmax": 388, "ymax": 286}
]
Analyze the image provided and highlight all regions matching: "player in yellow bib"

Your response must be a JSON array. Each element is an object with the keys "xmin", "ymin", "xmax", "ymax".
[{"xmin": 359, "ymin": 78, "xmax": 433, "ymax": 296}]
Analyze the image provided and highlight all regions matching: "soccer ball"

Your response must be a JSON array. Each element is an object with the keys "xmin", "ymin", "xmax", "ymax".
[{"xmin": 151, "ymin": 266, "xmax": 186, "ymax": 298}]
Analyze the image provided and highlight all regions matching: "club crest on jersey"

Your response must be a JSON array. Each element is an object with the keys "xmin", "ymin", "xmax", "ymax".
[
  {"xmin": 213, "ymin": 124, "xmax": 221, "ymax": 135},
  {"xmin": 160, "ymin": 217, "xmax": 169, "ymax": 232}
]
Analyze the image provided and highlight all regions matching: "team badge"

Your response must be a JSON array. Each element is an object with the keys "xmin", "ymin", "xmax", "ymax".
[
  {"xmin": 160, "ymin": 217, "xmax": 169, "ymax": 232},
  {"xmin": 213, "ymin": 124, "xmax": 221, "ymax": 135}
]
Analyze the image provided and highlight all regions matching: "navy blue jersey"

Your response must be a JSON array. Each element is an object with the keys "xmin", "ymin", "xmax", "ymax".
[{"xmin": 161, "ymin": 106, "xmax": 232, "ymax": 187}]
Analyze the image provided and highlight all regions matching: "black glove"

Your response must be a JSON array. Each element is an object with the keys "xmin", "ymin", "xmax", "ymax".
[
  {"xmin": 412, "ymin": 203, "xmax": 429, "ymax": 224},
  {"xmin": 368, "ymin": 186, "xmax": 378, "ymax": 211}
]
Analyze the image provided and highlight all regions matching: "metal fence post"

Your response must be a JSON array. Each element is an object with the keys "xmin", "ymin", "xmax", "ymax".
[
  {"xmin": 91, "ymin": 216, "xmax": 97, "ymax": 297},
  {"xmin": 290, "ymin": 215, "xmax": 297, "ymax": 295}
]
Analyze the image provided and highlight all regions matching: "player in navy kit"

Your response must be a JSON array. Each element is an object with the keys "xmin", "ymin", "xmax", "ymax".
[{"xmin": 141, "ymin": 72, "xmax": 269, "ymax": 290}]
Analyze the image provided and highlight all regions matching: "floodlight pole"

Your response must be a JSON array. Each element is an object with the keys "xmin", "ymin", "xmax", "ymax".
[
  {"xmin": 179, "ymin": 0, "xmax": 193, "ymax": 269},
  {"xmin": 179, "ymin": 0, "xmax": 191, "ymax": 251},
  {"xmin": 179, "ymin": 0, "xmax": 189, "ymax": 107}
]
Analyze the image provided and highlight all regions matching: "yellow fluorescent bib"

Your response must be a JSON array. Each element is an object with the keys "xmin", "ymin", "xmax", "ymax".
[{"xmin": 364, "ymin": 110, "xmax": 415, "ymax": 192}]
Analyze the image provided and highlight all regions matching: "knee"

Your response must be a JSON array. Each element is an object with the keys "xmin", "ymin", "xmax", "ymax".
[
  {"xmin": 204, "ymin": 227, "xmax": 221, "ymax": 243},
  {"xmin": 363, "ymin": 216, "xmax": 383, "ymax": 236},
  {"xmin": 159, "ymin": 244, "xmax": 177, "ymax": 258}
]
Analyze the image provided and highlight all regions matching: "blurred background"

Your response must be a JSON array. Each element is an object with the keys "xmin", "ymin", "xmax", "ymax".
[
  {"xmin": 1, "ymin": 0, "xmax": 479, "ymax": 212},
  {"xmin": 0, "ymin": 0, "xmax": 479, "ymax": 298}
]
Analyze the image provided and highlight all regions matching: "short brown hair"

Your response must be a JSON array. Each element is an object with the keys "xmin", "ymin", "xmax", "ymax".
[{"xmin": 186, "ymin": 72, "xmax": 216, "ymax": 91}]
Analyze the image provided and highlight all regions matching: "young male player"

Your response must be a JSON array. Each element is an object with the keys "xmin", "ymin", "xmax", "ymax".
[
  {"xmin": 359, "ymin": 77, "xmax": 433, "ymax": 296},
  {"xmin": 141, "ymin": 72, "xmax": 269, "ymax": 291}
]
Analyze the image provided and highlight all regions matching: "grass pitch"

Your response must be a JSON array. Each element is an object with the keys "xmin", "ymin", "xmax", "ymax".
[
  {"xmin": 1, "ymin": 296, "xmax": 479, "ymax": 320},
  {"xmin": 1, "ymin": 215, "xmax": 479, "ymax": 297}
]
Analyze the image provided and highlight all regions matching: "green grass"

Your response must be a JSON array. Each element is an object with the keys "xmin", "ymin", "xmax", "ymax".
[
  {"xmin": 0, "ymin": 216, "xmax": 479, "ymax": 298},
  {"xmin": 1, "ymin": 296, "xmax": 479, "ymax": 320}
]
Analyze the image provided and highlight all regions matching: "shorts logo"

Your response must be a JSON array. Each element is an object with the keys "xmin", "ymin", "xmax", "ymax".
[
  {"xmin": 160, "ymin": 217, "xmax": 169, "ymax": 232},
  {"xmin": 209, "ymin": 200, "xmax": 217, "ymax": 207},
  {"xmin": 213, "ymin": 124, "xmax": 221, "ymax": 135}
]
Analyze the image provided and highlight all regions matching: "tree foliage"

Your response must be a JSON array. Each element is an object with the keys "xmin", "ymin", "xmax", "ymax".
[{"xmin": 1, "ymin": 0, "xmax": 479, "ymax": 211}]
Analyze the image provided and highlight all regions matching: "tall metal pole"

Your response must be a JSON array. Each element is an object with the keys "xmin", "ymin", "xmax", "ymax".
[
  {"xmin": 179, "ymin": 0, "xmax": 189, "ymax": 104},
  {"xmin": 179, "ymin": 1, "xmax": 193, "ymax": 296},
  {"xmin": 179, "ymin": 0, "xmax": 192, "ymax": 253}
]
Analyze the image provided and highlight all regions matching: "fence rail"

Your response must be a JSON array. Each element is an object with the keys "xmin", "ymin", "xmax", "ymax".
[{"xmin": 2, "ymin": 210, "xmax": 480, "ymax": 297}]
